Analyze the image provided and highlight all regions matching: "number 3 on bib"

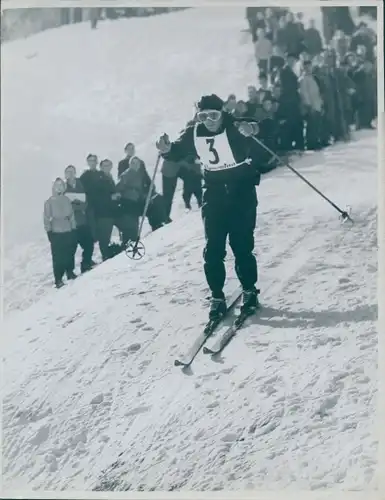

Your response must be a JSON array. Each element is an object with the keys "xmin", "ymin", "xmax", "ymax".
[{"xmin": 206, "ymin": 139, "xmax": 220, "ymax": 165}]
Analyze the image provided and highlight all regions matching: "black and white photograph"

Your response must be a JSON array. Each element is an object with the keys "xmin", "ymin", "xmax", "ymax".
[{"xmin": 1, "ymin": 1, "xmax": 383, "ymax": 495}]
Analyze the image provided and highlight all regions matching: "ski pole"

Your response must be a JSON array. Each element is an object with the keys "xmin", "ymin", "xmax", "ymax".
[
  {"xmin": 125, "ymin": 153, "xmax": 162, "ymax": 260},
  {"xmin": 250, "ymin": 135, "xmax": 354, "ymax": 223}
]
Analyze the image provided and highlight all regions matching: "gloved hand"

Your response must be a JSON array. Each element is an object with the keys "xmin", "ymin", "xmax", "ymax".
[
  {"xmin": 156, "ymin": 133, "xmax": 172, "ymax": 154},
  {"xmin": 235, "ymin": 121, "xmax": 259, "ymax": 136}
]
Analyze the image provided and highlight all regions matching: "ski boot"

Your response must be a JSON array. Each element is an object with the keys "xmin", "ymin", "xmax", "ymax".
[
  {"xmin": 240, "ymin": 287, "xmax": 260, "ymax": 315},
  {"xmin": 55, "ymin": 280, "xmax": 65, "ymax": 289},
  {"xmin": 66, "ymin": 271, "xmax": 77, "ymax": 280},
  {"xmin": 209, "ymin": 296, "xmax": 227, "ymax": 321}
]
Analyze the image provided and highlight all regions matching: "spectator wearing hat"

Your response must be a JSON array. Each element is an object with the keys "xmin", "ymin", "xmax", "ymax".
[{"xmin": 277, "ymin": 53, "xmax": 304, "ymax": 151}]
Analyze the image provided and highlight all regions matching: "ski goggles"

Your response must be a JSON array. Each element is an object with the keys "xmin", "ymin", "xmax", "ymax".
[{"xmin": 196, "ymin": 110, "xmax": 222, "ymax": 122}]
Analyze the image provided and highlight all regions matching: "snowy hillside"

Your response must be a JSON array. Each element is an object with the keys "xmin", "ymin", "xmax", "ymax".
[{"xmin": 3, "ymin": 129, "xmax": 378, "ymax": 492}]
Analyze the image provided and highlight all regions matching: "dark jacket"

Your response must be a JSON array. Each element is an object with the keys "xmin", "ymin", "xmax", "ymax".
[
  {"xmin": 80, "ymin": 169, "xmax": 116, "ymax": 218},
  {"xmin": 284, "ymin": 21, "xmax": 304, "ymax": 56},
  {"xmin": 116, "ymin": 163, "xmax": 152, "ymax": 216},
  {"xmin": 161, "ymin": 113, "xmax": 263, "ymax": 187},
  {"xmin": 304, "ymin": 27, "xmax": 323, "ymax": 55},
  {"xmin": 65, "ymin": 178, "xmax": 87, "ymax": 227}
]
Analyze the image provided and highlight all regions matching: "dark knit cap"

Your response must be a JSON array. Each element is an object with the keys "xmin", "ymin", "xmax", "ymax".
[{"xmin": 196, "ymin": 94, "xmax": 224, "ymax": 111}]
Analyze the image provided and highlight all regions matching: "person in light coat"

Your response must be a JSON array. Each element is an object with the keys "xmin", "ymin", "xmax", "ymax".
[{"xmin": 44, "ymin": 178, "xmax": 77, "ymax": 288}]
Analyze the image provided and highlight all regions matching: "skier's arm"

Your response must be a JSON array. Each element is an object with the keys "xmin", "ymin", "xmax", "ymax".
[{"xmin": 159, "ymin": 126, "xmax": 197, "ymax": 162}]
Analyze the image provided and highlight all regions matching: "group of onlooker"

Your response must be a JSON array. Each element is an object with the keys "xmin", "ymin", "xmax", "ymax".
[
  {"xmin": 239, "ymin": 8, "xmax": 377, "ymax": 162},
  {"xmin": 43, "ymin": 7, "xmax": 377, "ymax": 289},
  {"xmin": 43, "ymin": 144, "xmax": 203, "ymax": 288}
]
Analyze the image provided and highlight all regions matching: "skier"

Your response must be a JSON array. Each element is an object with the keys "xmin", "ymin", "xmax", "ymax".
[{"xmin": 156, "ymin": 94, "xmax": 263, "ymax": 321}]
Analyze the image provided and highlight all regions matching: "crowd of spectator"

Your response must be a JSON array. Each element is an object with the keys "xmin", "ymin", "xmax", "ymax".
[
  {"xmin": 242, "ymin": 8, "xmax": 377, "ymax": 163},
  {"xmin": 43, "ymin": 144, "xmax": 203, "ymax": 288},
  {"xmin": 43, "ymin": 7, "xmax": 378, "ymax": 289}
]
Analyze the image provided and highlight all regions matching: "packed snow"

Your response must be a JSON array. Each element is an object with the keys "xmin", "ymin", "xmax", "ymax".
[{"xmin": 1, "ymin": 5, "xmax": 379, "ymax": 494}]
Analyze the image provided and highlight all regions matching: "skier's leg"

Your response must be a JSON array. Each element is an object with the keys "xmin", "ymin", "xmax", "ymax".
[
  {"xmin": 193, "ymin": 174, "xmax": 203, "ymax": 207},
  {"xmin": 182, "ymin": 172, "xmax": 193, "ymax": 209},
  {"xmin": 202, "ymin": 194, "xmax": 228, "ymax": 301},
  {"xmin": 228, "ymin": 188, "xmax": 258, "ymax": 292}
]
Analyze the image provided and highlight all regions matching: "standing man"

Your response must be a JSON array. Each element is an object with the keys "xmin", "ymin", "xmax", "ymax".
[
  {"xmin": 64, "ymin": 165, "xmax": 95, "ymax": 273},
  {"xmin": 156, "ymin": 94, "xmax": 263, "ymax": 321}
]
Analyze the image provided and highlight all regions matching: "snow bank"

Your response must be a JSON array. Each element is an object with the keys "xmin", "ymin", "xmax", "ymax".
[{"xmin": 2, "ymin": 131, "xmax": 378, "ymax": 492}]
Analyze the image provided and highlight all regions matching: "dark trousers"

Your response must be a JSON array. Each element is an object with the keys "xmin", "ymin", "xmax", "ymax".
[
  {"xmin": 182, "ymin": 171, "xmax": 202, "ymax": 209},
  {"xmin": 69, "ymin": 225, "xmax": 94, "ymax": 271},
  {"xmin": 304, "ymin": 110, "xmax": 323, "ymax": 150},
  {"xmin": 202, "ymin": 186, "xmax": 258, "ymax": 298},
  {"xmin": 116, "ymin": 213, "xmax": 139, "ymax": 245},
  {"xmin": 356, "ymin": 100, "xmax": 375, "ymax": 129},
  {"xmin": 282, "ymin": 115, "xmax": 304, "ymax": 151},
  {"xmin": 50, "ymin": 231, "xmax": 76, "ymax": 283},
  {"xmin": 95, "ymin": 217, "xmax": 114, "ymax": 261},
  {"xmin": 147, "ymin": 194, "xmax": 168, "ymax": 230},
  {"xmin": 162, "ymin": 175, "xmax": 178, "ymax": 219},
  {"xmin": 257, "ymin": 59, "xmax": 268, "ymax": 75}
]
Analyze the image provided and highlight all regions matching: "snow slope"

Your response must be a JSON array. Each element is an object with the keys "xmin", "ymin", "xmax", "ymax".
[{"xmin": 2, "ymin": 129, "xmax": 378, "ymax": 492}]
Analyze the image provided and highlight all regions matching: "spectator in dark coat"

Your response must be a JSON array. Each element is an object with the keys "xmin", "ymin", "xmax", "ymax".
[
  {"xmin": 64, "ymin": 165, "xmax": 95, "ymax": 273},
  {"xmin": 284, "ymin": 11, "xmax": 305, "ymax": 57},
  {"xmin": 115, "ymin": 156, "xmax": 147, "ymax": 245},
  {"xmin": 78, "ymin": 153, "xmax": 100, "ymax": 241},
  {"xmin": 81, "ymin": 158, "xmax": 116, "ymax": 261},
  {"xmin": 278, "ymin": 53, "xmax": 304, "ymax": 151},
  {"xmin": 246, "ymin": 7, "xmax": 259, "ymax": 42},
  {"xmin": 44, "ymin": 178, "xmax": 77, "ymax": 288},
  {"xmin": 350, "ymin": 22, "xmax": 376, "ymax": 62},
  {"xmin": 304, "ymin": 18, "xmax": 323, "ymax": 57},
  {"xmin": 351, "ymin": 59, "xmax": 377, "ymax": 129},
  {"xmin": 275, "ymin": 16, "xmax": 288, "ymax": 53}
]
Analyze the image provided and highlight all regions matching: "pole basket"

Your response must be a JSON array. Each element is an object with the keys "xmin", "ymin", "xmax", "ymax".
[
  {"xmin": 125, "ymin": 239, "xmax": 146, "ymax": 260},
  {"xmin": 340, "ymin": 205, "xmax": 354, "ymax": 224}
]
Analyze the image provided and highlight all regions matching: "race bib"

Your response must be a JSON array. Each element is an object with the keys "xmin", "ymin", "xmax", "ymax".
[{"xmin": 194, "ymin": 127, "xmax": 239, "ymax": 171}]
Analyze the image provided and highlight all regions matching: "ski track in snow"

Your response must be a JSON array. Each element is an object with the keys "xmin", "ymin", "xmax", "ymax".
[
  {"xmin": 3, "ymin": 132, "xmax": 378, "ymax": 492},
  {"xmin": 2, "ymin": 6, "xmax": 378, "ymax": 494}
]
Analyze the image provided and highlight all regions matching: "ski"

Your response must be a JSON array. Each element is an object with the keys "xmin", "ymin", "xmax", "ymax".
[
  {"xmin": 174, "ymin": 289, "xmax": 242, "ymax": 369},
  {"xmin": 203, "ymin": 305, "xmax": 259, "ymax": 357}
]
